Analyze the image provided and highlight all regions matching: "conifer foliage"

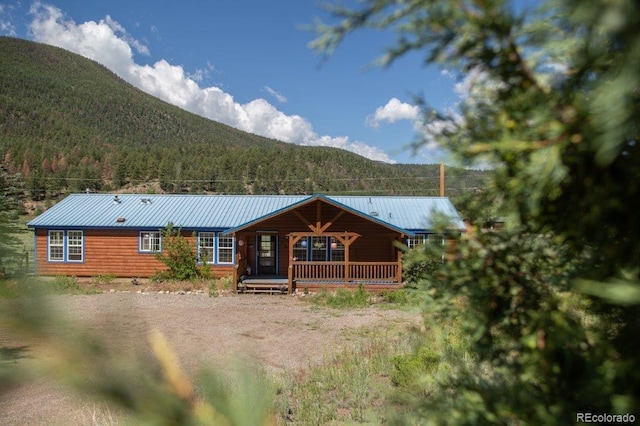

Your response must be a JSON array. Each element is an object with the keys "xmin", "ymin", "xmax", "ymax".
[
  {"xmin": 314, "ymin": 0, "xmax": 639, "ymax": 422},
  {"xmin": 0, "ymin": 160, "xmax": 26, "ymax": 276}
]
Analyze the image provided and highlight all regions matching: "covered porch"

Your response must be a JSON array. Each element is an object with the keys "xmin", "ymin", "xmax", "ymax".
[
  {"xmin": 232, "ymin": 230, "xmax": 404, "ymax": 294},
  {"xmin": 287, "ymin": 231, "xmax": 402, "ymax": 293},
  {"xmin": 228, "ymin": 195, "xmax": 408, "ymax": 294}
]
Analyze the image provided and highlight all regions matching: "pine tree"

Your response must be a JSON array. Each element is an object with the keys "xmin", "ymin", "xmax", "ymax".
[
  {"xmin": 314, "ymin": 0, "xmax": 640, "ymax": 422},
  {"xmin": 0, "ymin": 161, "xmax": 26, "ymax": 276}
]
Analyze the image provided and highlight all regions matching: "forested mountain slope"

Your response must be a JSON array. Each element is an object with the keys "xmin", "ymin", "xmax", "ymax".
[{"xmin": 0, "ymin": 37, "xmax": 486, "ymax": 199}]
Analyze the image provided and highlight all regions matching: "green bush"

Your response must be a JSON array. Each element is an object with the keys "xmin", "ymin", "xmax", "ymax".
[
  {"xmin": 155, "ymin": 223, "xmax": 198, "ymax": 281},
  {"xmin": 402, "ymin": 245, "xmax": 444, "ymax": 288},
  {"xmin": 197, "ymin": 262, "xmax": 213, "ymax": 280}
]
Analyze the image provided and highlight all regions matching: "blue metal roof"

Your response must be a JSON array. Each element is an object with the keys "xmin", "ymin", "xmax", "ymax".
[
  {"xmin": 329, "ymin": 195, "xmax": 465, "ymax": 231},
  {"xmin": 27, "ymin": 193, "xmax": 465, "ymax": 232}
]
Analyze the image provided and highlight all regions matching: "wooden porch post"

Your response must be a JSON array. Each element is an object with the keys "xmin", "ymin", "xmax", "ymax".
[
  {"xmin": 233, "ymin": 253, "xmax": 240, "ymax": 293},
  {"xmin": 344, "ymin": 235, "xmax": 350, "ymax": 287},
  {"xmin": 288, "ymin": 234, "xmax": 303, "ymax": 294},
  {"xmin": 288, "ymin": 235, "xmax": 294, "ymax": 294},
  {"xmin": 335, "ymin": 233, "xmax": 358, "ymax": 287},
  {"xmin": 396, "ymin": 237, "xmax": 403, "ymax": 284}
]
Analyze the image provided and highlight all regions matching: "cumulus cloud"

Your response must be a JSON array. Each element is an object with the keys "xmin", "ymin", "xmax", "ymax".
[
  {"xmin": 365, "ymin": 97, "xmax": 420, "ymax": 129},
  {"xmin": 26, "ymin": 2, "xmax": 394, "ymax": 163},
  {"xmin": 366, "ymin": 97, "xmax": 460, "ymax": 159},
  {"xmin": 188, "ymin": 61, "xmax": 215, "ymax": 83}
]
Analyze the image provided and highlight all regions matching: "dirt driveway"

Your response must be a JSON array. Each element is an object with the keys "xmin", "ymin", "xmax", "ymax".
[{"xmin": 0, "ymin": 292, "xmax": 420, "ymax": 425}]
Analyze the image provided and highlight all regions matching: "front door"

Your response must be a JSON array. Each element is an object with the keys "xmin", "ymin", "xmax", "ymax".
[{"xmin": 258, "ymin": 234, "xmax": 277, "ymax": 275}]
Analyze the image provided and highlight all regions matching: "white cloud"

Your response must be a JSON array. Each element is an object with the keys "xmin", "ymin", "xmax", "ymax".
[
  {"xmin": 188, "ymin": 61, "xmax": 215, "ymax": 83},
  {"xmin": 365, "ymin": 97, "xmax": 420, "ymax": 129},
  {"xmin": 0, "ymin": 4, "xmax": 18, "ymax": 36},
  {"xmin": 366, "ymin": 97, "xmax": 461, "ymax": 161},
  {"xmin": 440, "ymin": 69, "xmax": 455, "ymax": 79},
  {"xmin": 26, "ymin": 3, "xmax": 395, "ymax": 163},
  {"xmin": 264, "ymin": 86, "xmax": 287, "ymax": 103}
]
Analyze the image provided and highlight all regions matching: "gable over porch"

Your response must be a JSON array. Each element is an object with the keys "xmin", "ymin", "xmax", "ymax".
[{"xmin": 226, "ymin": 195, "xmax": 410, "ymax": 293}]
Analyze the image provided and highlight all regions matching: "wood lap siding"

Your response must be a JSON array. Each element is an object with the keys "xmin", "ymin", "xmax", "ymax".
[
  {"xmin": 33, "ymin": 199, "xmax": 408, "ymax": 278},
  {"xmin": 34, "ymin": 229, "xmax": 234, "ymax": 278}
]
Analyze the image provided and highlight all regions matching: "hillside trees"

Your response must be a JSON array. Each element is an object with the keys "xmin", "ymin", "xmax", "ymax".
[
  {"xmin": 0, "ymin": 159, "xmax": 26, "ymax": 275},
  {"xmin": 314, "ymin": 0, "xmax": 639, "ymax": 422},
  {"xmin": 1, "ymin": 37, "xmax": 486, "ymax": 198}
]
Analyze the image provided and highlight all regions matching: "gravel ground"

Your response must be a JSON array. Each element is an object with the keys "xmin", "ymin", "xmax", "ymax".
[{"xmin": 0, "ymin": 292, "xmax": 420, "ymax": 425}]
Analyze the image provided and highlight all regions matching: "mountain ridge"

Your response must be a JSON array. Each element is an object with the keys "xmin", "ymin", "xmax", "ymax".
[{"xmin": 0, "ymin": 36, "xmax": 486, "ymax": 200}]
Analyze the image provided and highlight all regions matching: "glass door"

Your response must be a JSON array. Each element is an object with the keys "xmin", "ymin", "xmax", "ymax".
[{"xmin": 258, "ymin": 234, "xmax": 277, "ymax": 275}]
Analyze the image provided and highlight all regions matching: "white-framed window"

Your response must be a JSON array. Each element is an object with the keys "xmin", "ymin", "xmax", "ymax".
[
  {"xmin": 427, "ymin": 234, "xmax": 445, "ymax": 246},
  {"xmin": 330, "ymin": 239, "xmax": 345, "ymax": 261},
  {"xmin": 217, "ymin": 236, "xmax": 234, "ymax": 264},
  {"xmin": 48, "ymin": 230, "xmax": 64, "ymax": 261},
  {"xmin": 407, "ymin": 234, "xmax": 426, "ymax": 249},
  {"xmin": 311, "ymin": 236, "xmax": 327, "ymax": 261},
  {"xmin": 140, "ymin": 231, "xmax": 161, "ymax": 253},
  {"xmin": 293, "ymin": 237, "xmax": 308, "ymax": 261},
  {"xmin": 67, "ymin": 230, "xmax": 84, "ymax": 262},
  {"xmin": 198, "ymin": 232, "xmax": 215, "ymax": 264},
  {"xmin": 48, "ymin": 230, "xmax": 84, "ymax": 262}
]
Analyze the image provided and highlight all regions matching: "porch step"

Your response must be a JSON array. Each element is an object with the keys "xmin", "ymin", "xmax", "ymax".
[{"xmin": 238, "ymin": 282, "xmax": 288, "ymax": 295}]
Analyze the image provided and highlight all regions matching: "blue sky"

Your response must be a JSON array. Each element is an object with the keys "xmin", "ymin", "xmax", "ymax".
[{"xmin": 0, "ymin": 1, "xmax": 466, "ymax": 164}]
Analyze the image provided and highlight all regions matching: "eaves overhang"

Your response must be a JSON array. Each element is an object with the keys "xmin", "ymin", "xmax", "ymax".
[{"xmin": 223, "ymin": 194, "xmax": 415, "ymax": 237}]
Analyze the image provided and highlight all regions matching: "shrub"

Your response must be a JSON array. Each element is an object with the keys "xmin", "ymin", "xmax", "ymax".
[
  {"xmin": 155, "ymin": 223, "xmax": 198, "ymax": 281},
  {"xmin": 402, "ymin": 245, "xmax": 444, "ymax": 288},
  {"xmin": 197, "ymin": 262, "xmax": 213, "ymax": 280}
]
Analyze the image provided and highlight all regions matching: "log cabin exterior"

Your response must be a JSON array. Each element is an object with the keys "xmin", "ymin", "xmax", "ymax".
[{"xmin": 28, "ymin": 194, "xmax": 465, "ymax": 293}]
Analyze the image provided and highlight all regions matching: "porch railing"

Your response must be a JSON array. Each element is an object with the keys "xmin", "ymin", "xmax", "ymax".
[
  {"xmin": 291, "ymin": 261, "xmax": 400, "ymax": 284},
  {"xmin": 349, "ymin": 262, "xmax": 399, "ymax": 281},
  {"xmin": 294, "ymin": 261, "xmax": 345, "ymax": 281}
]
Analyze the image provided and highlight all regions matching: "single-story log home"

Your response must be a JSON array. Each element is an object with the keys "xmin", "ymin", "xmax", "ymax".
[{"xmin": 28, "ymin": 194, "xmax": 465, "ymax": 293}]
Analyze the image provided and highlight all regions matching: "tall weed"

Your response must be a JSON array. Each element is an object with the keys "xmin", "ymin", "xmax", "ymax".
[
  {"xmin": 277, "ymin": 329, "xmax": 414, "ymax": 424},
  {"xmin": 307, "ymin": 284, "xmax": 372, "ymax": 308}
]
